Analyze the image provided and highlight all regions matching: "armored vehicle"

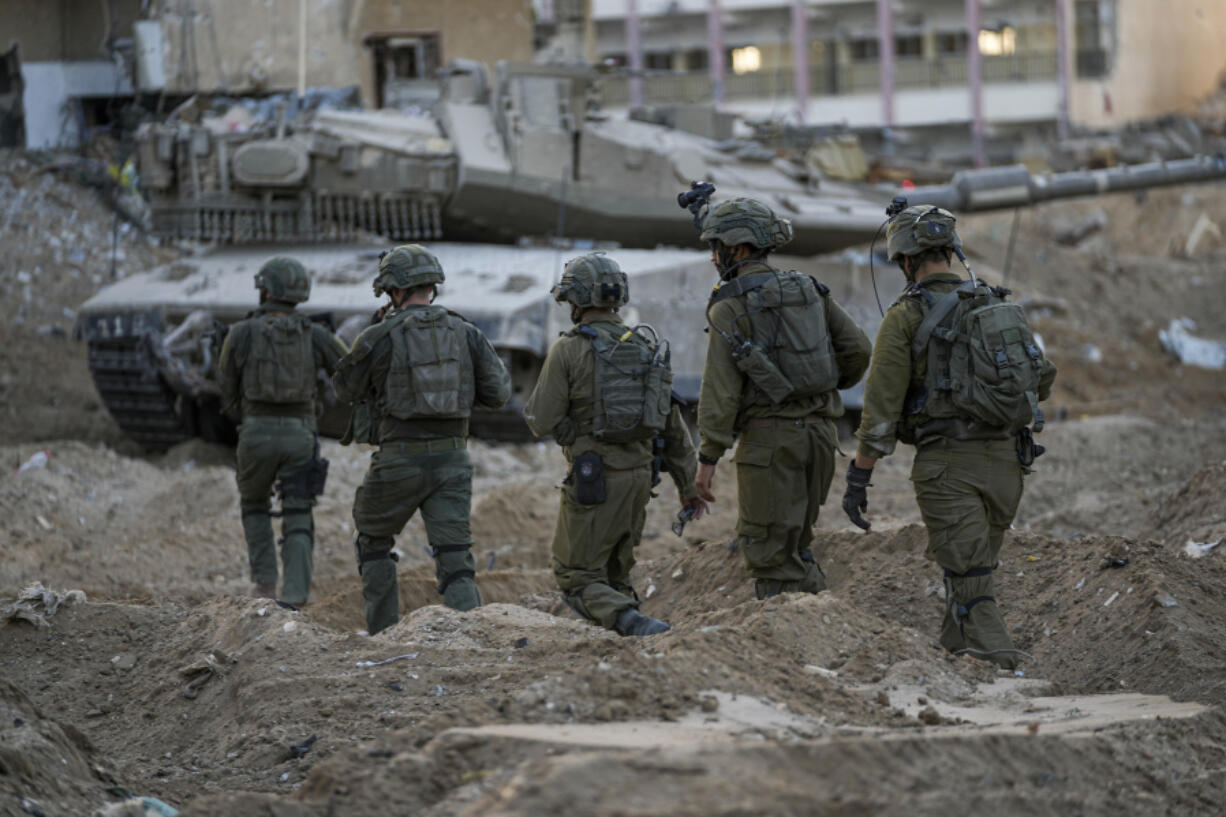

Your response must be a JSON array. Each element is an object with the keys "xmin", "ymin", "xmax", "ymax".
[{"xmin": 79, "ymin": 60, "xmax": 1226, "ymax": 449}]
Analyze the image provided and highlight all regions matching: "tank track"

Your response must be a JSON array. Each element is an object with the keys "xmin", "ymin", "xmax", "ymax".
[{"xmin": 87, "ymin": 338, "xmax": 193, "ymax": 451}]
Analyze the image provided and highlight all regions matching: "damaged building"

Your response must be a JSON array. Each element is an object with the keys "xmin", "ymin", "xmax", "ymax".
[{"xmin": 3, "ymin": 0, "xmax": 535, "ymax": 149}]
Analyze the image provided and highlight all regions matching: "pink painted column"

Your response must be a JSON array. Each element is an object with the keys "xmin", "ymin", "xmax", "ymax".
[
  {"xmin": 876, "ymin": 0, "xmax": 895, "ymax": 127},
  {"xmin": 792, "ymin": 0, "xmax": 809, "ymax": 124},
  {"xmin": 626, "ymin": 0, "xmax": 644, "ymax": 109},
  {"xmin": 1055, "ymin": 0, "xmax": 1071, "ymax": 140},
  {"xmin": 708, "ymin": 0, "xmax": 725, "ymax": 106},
  {"xmin": 966, "ymin": 0, "xmax": 986, "ymax": 167}
]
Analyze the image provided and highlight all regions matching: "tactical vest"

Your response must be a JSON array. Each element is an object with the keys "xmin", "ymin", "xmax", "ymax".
[
  {"xmin": 383, "ymin": 306, "xmax": 475, "ymax": 420},
  {"xmin": 572, "ymin": 322, "xmax": 672, "ymax": 444},
  {"xmin": 708, "ymin": 269, "xmax": 840, "ymax": 406},
  {"xmin": 241, "ymin": 313, "xmax": 317, "ymax": 404},
  {"xmin": 908, "ymin": 280, "xmax": 1045, "ymax": 434}
]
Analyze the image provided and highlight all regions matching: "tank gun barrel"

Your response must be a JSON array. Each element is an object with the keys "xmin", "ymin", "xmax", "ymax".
[{"xmin": 906, "ymin": 154, "xmax": 1226, "ymax": 213}]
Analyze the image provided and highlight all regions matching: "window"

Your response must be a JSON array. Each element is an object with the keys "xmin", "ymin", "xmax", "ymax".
[
  {"xmin": 849, "ymin": 39, "xmax": 879, "ymax": 62},
  {"xmin": 1074, "ymin": 0, "xmax": 1112, "ymax": 77},
  {"xmin": 978, "ymin": 26, "xmax": 1016, "ymax": 56},
  {"xmin": 645, "ymin": 52, "xmax": 674, "ymax": 71},
  {"xmin": 366, "ymin": 32, "xmax": 443, "ymax": 108},
  {"xmin": 935, "ymin": 31, "xmax": 968, "ymax": 55},
  {"xmin": 895, "ymin": 35, "xmax": 923, "ymax": 58},
  {"xmin": 730, "ymin": 46, "xmax": 761, "ymax": 74},
  {"xmin": 684, "ymin": 48, "xmax": 709, "ymax": 71}
]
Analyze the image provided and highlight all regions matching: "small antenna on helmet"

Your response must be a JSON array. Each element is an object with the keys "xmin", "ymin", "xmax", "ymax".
[{"xmin": 868, "ymin": 196, "xmax": 909, "ymax": 318}]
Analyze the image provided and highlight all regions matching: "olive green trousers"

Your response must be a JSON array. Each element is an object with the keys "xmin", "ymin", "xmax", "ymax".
[
  {"xmin": 911, "ymin": 437, "xmax": 1025, "ymax": 669},
  {"xmin": 235, "ymin": 416, "xmax": 317, "ymax": 606},
  {"xmin": 551, "ymin": 465, "xmax": 652, "ymax": 630},
  {"xmin": 732, "ymin": 417, "xmax": 836, "ymax": 594},
  {"xmin": 352, "ymin": 439, "xmax": 479, "ymax": 635}
]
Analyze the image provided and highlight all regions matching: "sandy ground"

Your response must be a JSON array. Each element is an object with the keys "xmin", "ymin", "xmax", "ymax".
[{"xmin": 4, "ymin": 152, "xmax": 1226, "ymax": 816}]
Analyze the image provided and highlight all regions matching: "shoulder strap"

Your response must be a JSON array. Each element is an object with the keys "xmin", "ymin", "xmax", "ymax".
[
  {"xmin": 911, "ymin": 280, "xmax": 975, "ymax": 359},
  {"xmin": 708, "ymin": 271, "xmax": 777, "ymax": 304}
]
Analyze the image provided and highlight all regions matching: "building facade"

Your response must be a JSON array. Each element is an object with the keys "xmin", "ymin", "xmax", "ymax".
[{"xmin": 580, "ymin": 0, "xmax": 1226, "ymax": 133}]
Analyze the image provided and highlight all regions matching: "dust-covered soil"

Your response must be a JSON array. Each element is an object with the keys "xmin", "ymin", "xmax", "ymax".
[{"xmin": 4, "ymin": 151, "xmax": 1226, "ymax": 816}]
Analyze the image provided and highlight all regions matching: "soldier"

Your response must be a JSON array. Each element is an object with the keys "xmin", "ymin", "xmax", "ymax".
[
  {"xmin": 844, "ymin": 204, "xmax": 1056, "ymax": 669},
  {"xmin": 218, "ymin": 257, "xmax": 348, "ymax": 607},
  {"xmin": 333, "ymin": 245, "xmax": 511, "ymax": 636},
  {"xmin": 694, "ymin": 198, "xmax": 872, "ymax": 600},
  {"xmin": 524, "ymin": 252, "xmax": 705, "ymax": 637}
]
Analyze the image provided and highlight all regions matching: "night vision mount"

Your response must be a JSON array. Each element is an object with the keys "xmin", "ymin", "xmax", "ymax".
[{"xmin": 678, "ymin": 181, "xmax": 716, "ymax": 229}]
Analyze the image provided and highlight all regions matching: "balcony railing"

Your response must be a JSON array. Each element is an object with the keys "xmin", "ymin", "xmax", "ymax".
[{"xmin": 600, "ymin": 51, "xmax": 1060, "ymax": 107}]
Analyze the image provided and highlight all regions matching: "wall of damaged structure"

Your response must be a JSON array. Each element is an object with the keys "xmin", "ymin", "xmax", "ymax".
[
  {"xmin": 1069, "ymin": 0, "xmax": 1226, "ymax": 128},
  {"xmin": 4, "ymin": 0, "xmax": 144, "ymax": 61},
  {"xmin": 149, "ymin": 0, "xmax": 534, "ymax": 105}
]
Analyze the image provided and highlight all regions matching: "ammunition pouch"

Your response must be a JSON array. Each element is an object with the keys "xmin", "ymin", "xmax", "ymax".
[
  {"xmin": 731, "ymin": 336, "xmax": 794, "ymax": 405},
  {"xmin": 570, "ymin": 451, "xmax": 606, "ymax": 506}
]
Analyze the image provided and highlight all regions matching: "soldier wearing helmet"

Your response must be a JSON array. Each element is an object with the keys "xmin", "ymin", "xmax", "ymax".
[
  {"xmin": 218, "ymin": 256, "xmax": 349, "ymax": 606},
  {"xmin": 524, "ymin": 252, "xmax": 705, "ymax": 637},
  {"xmin": 847, "ymin": 205, "xmax": 1057, "ymax": 668},
  {"xmin": 332, "ymin": 245, "xmax": 511, "ymax": 635},
  {"xmin": 695, "ymin": 198, "xmax": 872, "ymax": 600}
]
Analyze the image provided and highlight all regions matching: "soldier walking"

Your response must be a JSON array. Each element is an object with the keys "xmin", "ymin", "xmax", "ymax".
[
  {"xmin": 219, "ymin": 257, "xmax": 348, "ymax": 607},
  {"xmin": 845, "ymin": 204, "xmax": 1056, "ymax": 668},
  {"xmin": 694, "ymin": 199, "xmax": 872, "ymax": 599},
  {"xmin": 525, "ymin": 253, "xmax": 705, "ymax": 636},
  {"xmin": 333, "ymin": 245, "xmax": 511, "ymax": 636}
]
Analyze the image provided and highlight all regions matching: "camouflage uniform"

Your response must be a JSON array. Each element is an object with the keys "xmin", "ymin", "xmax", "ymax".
[
  {"xmin": 332, "ymin": 245, "xmax": 511, "ymax": 636},
  {"xmin": 218, "ymin": 257, "xmax": 348, "ymax": 606},
  {"xmin": 853, "ymin": 206, "xmax": 1057, "ymax": 668},
  {"xmin": 697, "ymin": 200, "xmax": 872, "ymax": 598},
  {"xmin": 525, "ymin": 307, "xmax": 698, "ymax": 633}
]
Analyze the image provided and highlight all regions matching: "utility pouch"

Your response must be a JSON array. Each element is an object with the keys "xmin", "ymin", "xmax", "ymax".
[
  {"xmin": 340, "ymin": 401, "xmax": 376, "ymax": 446},
  {"xmin": 1016, "ymin": 426, "xmax": 1046, "ymax": 468},
  {"xmin": 277, "ymin": 449, "xmax": 329, "ymax": 501},
  {"xmin": 571, "ymin": 451, "xmax": 606, "ymax": 506},
  {"xmin": 732, "ymin": 341, "xmax": 795, "ymax": 405}
]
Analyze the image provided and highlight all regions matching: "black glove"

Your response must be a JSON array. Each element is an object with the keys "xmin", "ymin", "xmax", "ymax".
[{"xmin": 842, "ymin": 461, "xmax": 873, "ymax": 531}]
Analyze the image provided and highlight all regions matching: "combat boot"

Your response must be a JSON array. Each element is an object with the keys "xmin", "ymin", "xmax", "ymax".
[
  {"xmin": 250, "ymin": 582, "xmax": 277, "ymax": 599},
  {"xmin": 614, "ymin": 608, "xmax": 670, "ymax": 636}
]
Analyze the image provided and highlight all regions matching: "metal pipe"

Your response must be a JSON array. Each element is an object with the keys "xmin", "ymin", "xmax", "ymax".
[
  {"xmin": 791, "ymin": 0, "xmax": 808, "ymax": 125},
  {"xmin": 297, "ymin": 0, "xmax": 307, "ymax": 102},
  {"xmin": 876, "ymin": 0, "xmax": 894, "ymax": 128},
  {"xmin": 707, "ymin": 0, "xmax": 725, "ymax": 106},
  {"xmin": 1055, "ymin": 0, "xmax": 1071, "ymax": 141},
  {"xmin": 625, "ymin": 0, "xmax": 644, "ymax": 110},
  {"xmin": 965, "ymin": 0, "xmax": 986, "ymax": 167}
]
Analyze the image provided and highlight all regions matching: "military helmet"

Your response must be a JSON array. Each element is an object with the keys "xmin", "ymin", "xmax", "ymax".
[
  {"xmin": 552, "ymin": 252, "xmax": 629, "ymax": 310},
  {"xmin": 254, "ymin": 257, "xmax": 311, "ymax": 303},
  {"xmin": 699, "ymin": 197, "xmax": 794, "ymax": 250},
  {"xmin": 886, "ymin": 205, "xmax": 962, "ymax": 262},
  {"xmin": 373, "ymin": 244, "xmax": 445, "ymax": 296}
]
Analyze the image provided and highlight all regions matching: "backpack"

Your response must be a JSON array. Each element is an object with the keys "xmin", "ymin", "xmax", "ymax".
[
  {"xmin": 911, "ymin": 281, "xmax": 1045, "ymax": 433},
  {"xmin": 241, "ymin": 313, "xmax": 317, "ymax": 404},
  {"xmin": 577, "ymin": 322, "xmax": 673, "ymax": 444},
  {"xmin": 708, "ymin": 270, "xmax": 840, "ymax": 405},
  {"xmin": 384, "ymin": 306, "xmax": 475, "ymax": 420}
]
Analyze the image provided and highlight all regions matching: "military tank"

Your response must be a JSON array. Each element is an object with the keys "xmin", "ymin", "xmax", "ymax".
[{"xmin": 77, "ymin": 59, "xmax": 1226, "ymax": 449}]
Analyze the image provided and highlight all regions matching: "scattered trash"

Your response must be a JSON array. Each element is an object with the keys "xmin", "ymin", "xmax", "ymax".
[
  {"xmin": 3, "ymin": 583, "xmax": 86, "ymax": 627},
  {"xmin": 645, "ymin": 579, "xmax": 658, "ymax": 599},
  {"xmin": 14, "ymin": 449, "xmax": 49, "ymax": 475},
  {"xmin": 287, "ymin": 735, "xmax": 316, "ymax": 759},
  {"xmin": 1184, "ymin": 539, "xmax": 1222, "ymax": 559},
  {"xmin": 1074, "ymin": 578, "xmax": 1086, "ymax": 590},
  {"xmin": 513, "ymin": 637, "xmax": 529, "ymax": 648},
  {"xmin": 355, "ymin": 652, "xmax": 418, "ymax": 669},
  {"xmin": 1160, "ymin": 318, "xmax": 1226, "ymax": 370},
  {"xmin": 1103, "ymin": 591, "xmax": 1120, "ymax": 607},
  {"xmin": 95, "ymin": 796, "xmax": 181, "ymax": 817},
  {"xmin": 1101, "ymin": 557, "xmax": 1129, "ymax": 569},
  {"xmin": 180, "ymin": 650, "xmax": 235, "ymax": 699},
  {"xmin": 34, "ymin": 515, "xmax": 53, "ymax": 531},
  {"xmin": 671, "ymin": 567, "xmax": 685, "ymax": 580},
  {"xmin": 802, "ymin": 664, "xmax": 839, "ymax": 679},
  {"xmin": 1183, "ymin": 211, "xmax": 1221, "ymax": 257},
  {"xmin": 110, "ymin": 653, "xmax": 138, "ymax": 671},
  {"xmin": 282, "ymin": 621, "xmax": 298, "ymax": 633},
  {"xmin": 1155, "ymin": 592, "xmax": 1179, "ymax": 608},
  {"xmin": 429, "ymin": 684, "xmax": 446, "ymax": 697},
  {"xmin": 387, "ymin": 682, "xmax": 404, "ymax": 692},
  {"xmin": 1014, "ymin": 669, "xmax": 1026, "ymax": 677},
  {"xmin": 1081, "ymin": 344, "xmax": 1103, "ymax": 363}
]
